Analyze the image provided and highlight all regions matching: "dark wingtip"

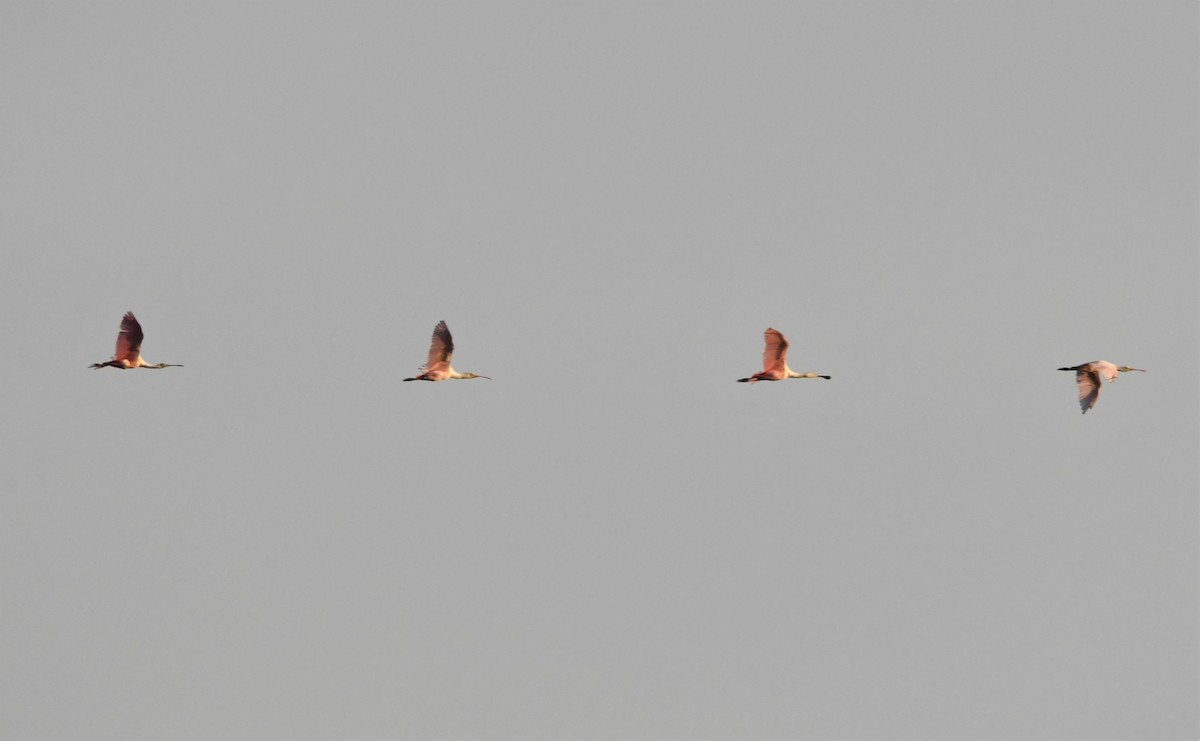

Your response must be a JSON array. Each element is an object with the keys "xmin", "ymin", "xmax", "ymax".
[{"xmin": 736, "ymin": 378, "xmax": 751, "ymax": 382}]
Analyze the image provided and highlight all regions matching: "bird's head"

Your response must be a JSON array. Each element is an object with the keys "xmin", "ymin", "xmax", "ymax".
[
  {"xmin": 1117, "ymin": 366, "xmax": 1145, "ymax": 373},
  {"xmin": 464, "ymin": 373, "xmax": 491, "ymax": 380}
]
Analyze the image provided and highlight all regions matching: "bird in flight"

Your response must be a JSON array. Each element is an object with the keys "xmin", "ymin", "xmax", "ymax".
[
  {"xmin": 90, "ymin": 312, "xmax": 182, "ymax": 370},
  {"xmin": 737, "ymin": 328, "xmax": 830, "ymax": 383},
  {"xmin": 403, "ymin": 320, "xmax": 490, "ymax": 382},
  {"xmin": 1057, "ymin": 360, "xmax": 1144, "ymax": 414}
]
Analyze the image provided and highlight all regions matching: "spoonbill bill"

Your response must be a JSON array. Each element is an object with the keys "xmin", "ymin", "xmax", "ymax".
[
  {"xmin": 1057, "ymin": 361, "xmax": 1144, "ymax": 414},
  {"xmin": 737, "ymin": 328, "xmax": 830, "ymax": 383},
  {"xmin": 90, "ymin": 312, "xmax": 182, "ymax": 370},
  {"xmin": 403, "ymin": 320, "xmax": 490, "ymax": 382}
]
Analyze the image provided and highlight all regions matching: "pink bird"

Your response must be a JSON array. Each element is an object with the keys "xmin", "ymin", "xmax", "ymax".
[
  {"xmin": 1057, "ymin": 361, "xmax": 1144, "ymax": 414},
  {"xmin": 737, "ymin": 328, "xmax": 830, "ymax": 383},
  {"xmin": 90, "ymin": 312, "xmax": 182, "ymax": 370},
  {"xmin": 403, "ymin": 321, "xmax": 490, "ymax": 382}
]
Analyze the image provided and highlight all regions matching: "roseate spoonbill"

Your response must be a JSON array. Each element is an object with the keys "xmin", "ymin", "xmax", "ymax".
[
  {"xmin": 403, "ymin": 321, "xmax": 490, "ymax": 382},
  {"xmin": 90, "ymin": 312, "xmax": 182, "ymax": 370},
  {"xmin": 1057, "ymin": 361, "xmax": 1144, "ymax": 414},
  {"xmin": 737, "ymin": 328, "xmax": 830, "ymax": 383}
]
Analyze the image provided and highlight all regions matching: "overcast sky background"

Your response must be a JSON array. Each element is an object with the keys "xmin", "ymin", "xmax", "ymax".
[{"xmin": 1, "ymin": 2, "xmax": 1196, "ymax": 739}]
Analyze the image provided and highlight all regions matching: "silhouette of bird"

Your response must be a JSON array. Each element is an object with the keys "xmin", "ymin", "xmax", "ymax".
[
  {"xmin": 1057, "ymin": 361, "xmax": 1144, "ymax": 414},
  {"xmin": 737, "ymin": 328, "xmax": 830, "ymax": 383},
  {"xmin": 90, "ymin": 312, "xmax": 182, "ymax": 370},
  {"xmin": 403, "ymin": 321, "xmax": 490, "ymax": 382}
]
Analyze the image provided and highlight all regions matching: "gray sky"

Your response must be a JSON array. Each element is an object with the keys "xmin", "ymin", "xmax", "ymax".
[{"xmin": 2, "ymin": 2, "xmax": 1196, "ymax": 739}]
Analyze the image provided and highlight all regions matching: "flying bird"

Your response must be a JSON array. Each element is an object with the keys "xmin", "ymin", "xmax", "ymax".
[
  {"xmin": 90, "ymin": 312, "xmax": 182, "ymax": 370},
  {"xmin": 1057, "ymin": 360, "xmax": 1144, "ymax": 414},
  {"xmin": 403, "ymin": 320, "xmax": 490, "ymax": 382},
  {"xmin": 737, "ymin": 328, "xmax": 830, "ymax": 383}
]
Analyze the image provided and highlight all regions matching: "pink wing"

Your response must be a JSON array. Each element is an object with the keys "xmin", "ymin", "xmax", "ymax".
[
  {"xmin": 1076, "ymin": 369, "xmax": 1101, "ymax": 414},
  {"xmin": 761, "ymin": 328, "xmax": 789, "ymax": 374},
  {"xmin": 420, "ymin": 320, "xmax": 454, "ymax": 372},
  {"xmin": 1095, "ymin": 362, "xmax": 1120, "ymax": 384},
  {"xmin": 114, "ymin": 312, "xmax": 144, "ymax": 363}
]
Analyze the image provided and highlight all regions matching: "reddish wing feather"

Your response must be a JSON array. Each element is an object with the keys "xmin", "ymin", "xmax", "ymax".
[
  {"xmin": 1076, "ymin": 370, "xmax": 1101, "ymax": 413},
  {"xmin": 762, "ymin": 328, "xmax": 789, "ymax": 374},
  {"xmin": 114, "ymin": 312, "xmax": 144, "ymax": 363},
  {"xmin": 420, "ymin": 320, "xmax": 454, "ymax": 371}
]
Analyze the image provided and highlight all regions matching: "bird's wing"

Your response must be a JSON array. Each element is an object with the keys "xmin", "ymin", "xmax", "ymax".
[
  {"xmin": 762, "ymin": 328, "xmax": 789, "ymax": 373},
  {"xmin": 1076, "ymin": 369, "xmax": 1101, "ymax": 413},
  {"xmin": 1095, "ymin": 361, "xmax": 1119, "ymax": 383},
  {"xmin": 420, "ymin": 320, "xmax": 454, "ymax": 371},
  {"xmin": 114, "ymin": 312, "xmax": 144, "ymax": 363}
]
